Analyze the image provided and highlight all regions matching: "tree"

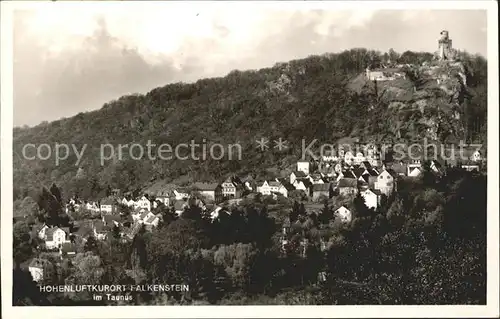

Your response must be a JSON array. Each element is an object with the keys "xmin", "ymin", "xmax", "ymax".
[
  {"xmin": 84, "ymin": 235, "xmax": 98, "ymax": 254},
  {"xmin": 50, "ymin": 183, "xmax": 63, "ymax": 204}
]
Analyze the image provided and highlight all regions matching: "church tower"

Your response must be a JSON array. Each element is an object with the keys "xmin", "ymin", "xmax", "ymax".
[{"xmin": 438, "ymin": 30, "xmax": 453, "ymax": 60}]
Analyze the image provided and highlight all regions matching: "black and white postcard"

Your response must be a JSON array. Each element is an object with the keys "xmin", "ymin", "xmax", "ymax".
[{"xmin": 1, "ymin": 1, "xmax": 499, "ymax": 318}]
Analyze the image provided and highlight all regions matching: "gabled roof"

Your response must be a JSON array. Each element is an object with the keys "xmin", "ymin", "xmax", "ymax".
[
  {"xmin": 297, "ymin": 178, "xmax": 313, "ymax": 188},
  {"xmin": 341, "ymin": 170, "xmax": 357, "ymax": 179},
  {"xmin": 268, "ymin": 181, "xmax": 283, "ymax": 188},
  {"xmin": 352, "ymin": 167, "xmax": 365, "ymax": 178},
  {"xmin": 361, "ymin": 161, "xmax": 372, "ymax": 169},
  {"xmin": 281, "ymin": 181, "xmax": 296, "ymax": 191},
  {"xmin": 292, "ymin": 171, "xmax": 307, "ymax": 178},
  {"xmin": 381, "ymin": 168, "xmax": 398, "ymax": 178},
  {"xmin": 334, "ymin": 205, "xmax": 350, "ymax": 212}
]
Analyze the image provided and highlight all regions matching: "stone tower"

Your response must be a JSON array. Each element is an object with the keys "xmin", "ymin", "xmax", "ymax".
[{"xmin": 438, "ymin": 30, "xmax": 453, "ymax": 60}]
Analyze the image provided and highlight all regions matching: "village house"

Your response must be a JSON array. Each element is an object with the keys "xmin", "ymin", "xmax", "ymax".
[
  {"xmin": 471, "ymin": 150, "xmax": 482, "ymax": 162},
  {"xmin": 374, "ymin": 169, "xmax": 397, "ymax": 195},
  {"xmin": 309, "ymin": 173, "xmax": 326, "ymax": 184},
  {"xmin": 43, "ymin": 227, "xmax": 71, "ymax": 250},
  {"xmin": 297, "ymin": 160, "xmax": 310, "ymax": 175},
  {"xmin": 429, "ymin": 160, "xmax": 444, "ymax": 174},
  {"xmin": 334, "ymin": 206, "xmax": 352, "ymax": 223},
  {"xmin": 155, "ymin": 196, "xmax": 169, "ymax": 207},
  {"xmin": 85, "ymin": 201, "xmax": 100, "ymax": 212},
  {"xmin": 143, "ymin": 213, "xmax": 161, "ymax": 229},
  {"xmin": 293, "ymin": 178, "xmax": 313, "ymax": 196},
  {"xmin": 337, "ymin": 169, "xmax": 356, "ymax": 181},
  {"xmin": 221, "ymin": 176, "xmax": 242, "ymax": 199},
  {"xmin": 407, "ymin": 160, "xmax": 423, "ymax": 177},
  {"xmin": 173, "ymin": 188, "xmax": 190, "ymax": 200},
  {"xmin": 290, "ymin": 170, "xmax": 308, "ymax": 185},
  {"xmin": 134, "ymin": 195, "xmax": 152, "ymax": 211},
  {"xmin": 312, "ymin": 183, "xmax": 331, "ymax": 202},
  {"xmin": 37, "ymin": 224, "xmax": 50, "ymax": 240},
  {"xmin": 192, "ymin": 183, "xmax": 223, "ymax": 203},
  {"xmin": 336, "ymin": 178, "xmax": 358, "ymax": 196},
  {"xmin": 353, "ymin": 152, "xmax": 366, "ymax": 165},
  {"xmin": 99, "ymin": 197, "xmax": 116, "ymax": 214},
  {"xmin": 257, "ymin": 180, "xmax": 289, "ymax": 197},
  {"xmin": 28, "ymin": 258, "xmax": 49, "ymax": 282},
  {"xmin": 359, "ymin": 188, "xmax": 380, "ymax": 211}
]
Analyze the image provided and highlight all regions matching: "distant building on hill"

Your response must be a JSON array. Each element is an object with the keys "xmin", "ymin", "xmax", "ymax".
[{"xmin": 437, "ymin": 30, "xmax": 455, "ymax": 61}]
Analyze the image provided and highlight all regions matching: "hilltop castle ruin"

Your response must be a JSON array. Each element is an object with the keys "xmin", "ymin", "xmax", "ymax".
[{"xmin": 437, "ymin": 30, "xmax": 456, "ymax": 61}]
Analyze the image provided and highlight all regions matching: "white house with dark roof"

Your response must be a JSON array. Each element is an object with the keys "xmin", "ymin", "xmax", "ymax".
[
  {"xmin": 100, "ymin": 197, "xmax": 116, "ymax": 214},
  {"xmin": 134, "ymin": 195, "xmax": 152, "ymax": 211},
  {"xmin": 257, "ymin": 180, "xmax": 289, "ymax": 197},
  {"xmin": 37, "ymin": 224, "xmax": 50, "ymax": 240},
  {"xmin": 334, "ymin": 206, "xmax": 352, "ymax": 223},
  {"xmin": 29, "ymin": 258, "xmax": 50, "ymax": 282},
  {"xmin": 221, "ymin": 176, "xmax": 242, "ymax": 199},
  {"xmin": 374, "ymin": 169, "xmax": 397, "ymax": 195},
  {"xmin": 43, "ymin": 227, "xmax": 70, "ymax": 249},
  {"xmin": 289, "ymin": 171, "xmax": 308, "ymax": 185}
]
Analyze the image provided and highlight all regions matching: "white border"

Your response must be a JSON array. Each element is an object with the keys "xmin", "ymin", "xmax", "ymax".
[{"xmin": 1, "ymin": 1, "xmax": 498, "ymax": 318}]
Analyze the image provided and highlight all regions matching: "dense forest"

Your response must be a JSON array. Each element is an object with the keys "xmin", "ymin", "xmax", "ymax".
[{"xmin": 13, "ymin": 48, "xmax": 487, "ymax": 201}]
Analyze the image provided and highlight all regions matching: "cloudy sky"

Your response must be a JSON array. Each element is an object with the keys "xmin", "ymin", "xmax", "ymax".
[{"xmin": 12, "ymin": 4, "xmax": 487, "ymax": 127}]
